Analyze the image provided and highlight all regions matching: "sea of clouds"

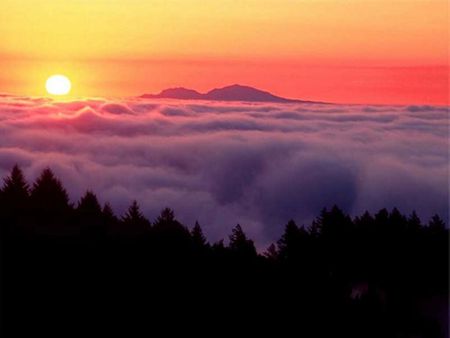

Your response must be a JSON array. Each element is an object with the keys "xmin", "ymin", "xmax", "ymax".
[{"xmin": 0, "ymin": 94, "xmax": 448, "ymax": 247}]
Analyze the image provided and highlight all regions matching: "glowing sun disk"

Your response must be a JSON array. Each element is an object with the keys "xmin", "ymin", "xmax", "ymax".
[{"xmin": 46, "ymin": 75, "xmax": 71, "ymax": 95}]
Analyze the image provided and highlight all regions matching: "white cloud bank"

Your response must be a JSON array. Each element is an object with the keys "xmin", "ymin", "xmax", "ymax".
[{"xmin": 0, "ymin": 95, "xmax": 448, "ymax": 246}]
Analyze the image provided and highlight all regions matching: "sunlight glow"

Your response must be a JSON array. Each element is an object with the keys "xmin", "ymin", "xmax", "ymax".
[{"xmin": 46, "ymin": 75, "xmax": 71, "ymax": 96}]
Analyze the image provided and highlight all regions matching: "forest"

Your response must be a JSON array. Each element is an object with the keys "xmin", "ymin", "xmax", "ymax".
[{"xmin": 0, "ymin": 165, "xmax": 448, "ymax": 337}]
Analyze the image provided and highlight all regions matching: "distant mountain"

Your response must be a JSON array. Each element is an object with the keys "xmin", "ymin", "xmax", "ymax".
[
  {"xmin": 143, "ymin": 87, "xmax": 204, "ymax": 100},
  {"xmin": 204, "ymin": 84, "xmax": 296, "ymax": 102},
  {"xmin": 140, "ymin": 84, "xmax": 318, "ymax": 103}
]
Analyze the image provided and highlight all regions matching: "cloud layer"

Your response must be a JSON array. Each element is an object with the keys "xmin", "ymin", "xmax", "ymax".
[{"xmin": 0, "ymin": 95, "xmax": 448, "ymax": 246}]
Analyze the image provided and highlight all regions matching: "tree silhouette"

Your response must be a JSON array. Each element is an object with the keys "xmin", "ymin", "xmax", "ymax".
[
  {"xmin": 191, "ymin": 221, "xmax": 208, "ymax": 248},
  {"xmin": 155, "ymin": 207, "xmax": 175, "ymax": 224},
  {"xmin": 263, "ymin": 243, "xmax": 278, "ymax": 261},
  {"xmin": 354, "ymin": 211, "xmax": 375, "ymax": 230},
  {"xmin": 212, "ymin": 239, "xmax": 225, "ymax": 251},
  {"xmin": 0, "ymin": 165, "xmax": 30, "ymax": 235},
  {"xmin": 121, "ymin": 200, "xmax": 150, "ymax": 236},
  {"xmin": 153, "ymin": 208, "xmax": 191, "ymax": 254},
  {"xmin": 277, "ymin": 219, "xmax": 301, "ymax": 261},
  {"xmin": 30, "ymin": 168, "xmax": 70, "ymax": 207},
  {"xmin": 77, "ymin": 191, "xmax": 102, "ymax": 215},
  {"xmin": 102, "ymin": 202, "xmax": 119, "ymax": 234},
  {"xmin": 76, "ymin": 191, "xmax": 104, "ymax": 238},
  {"xmin": 428, "ymin": 214, "xmax": 446, "ymax": 232},
  {"xmin": 153, "ymin": 207, "xmax": 189, "ymax": 235},
  {"xmin": 0, "ymin": 166, "xmax": 447, "ymax": 338},
  {"xmin": 228, "ymin": 224, "xmax": 257, "ymax": 258},
  {"xmin": 389, "ymin": 207, "xmax": 408, "ymax": 233},
  {"xmin": 1, "ymin": 164, "xmax": 29, "ymax": 203},
  {"xmin": 102, "ymin": 203, "xmax": 117, "ymax": 221},
  {"xmin": 374, "ymin": 208, "xmax": 389, "ymax": 226},
  {"xmin": 29, "ymin": 168, "xmax": 71, "ymax": 235},
  {"xmin": 318, "ymin": 205, "xmax": 353, "ymax": 237},
  {"xmin": 407, "ymin": 211, "xmax": 421, "ymax": 230},
  {"xmin": 277, "ymin": 219, "xmax": 314, "ymax": 277}
]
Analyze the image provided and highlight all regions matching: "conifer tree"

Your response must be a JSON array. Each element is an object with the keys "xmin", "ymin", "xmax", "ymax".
[
  {"xmin": 191, "ymin": 221, "xmax": 207, "ymax": 247},
  {"xmin": 0, "ymin": 165, "xmax": 30, "ymax": 235},
  {"xmin": 264, "ymin": 243, "xmax": 278, "ymax": 261},
  {"xmin": 29, "ymin": 168, "xmax": 72, "ymax": 234},
  {"xmin": 1, "ymin": 164, "xmax": 29, "ymax": 203},
  {"xmin": 122, "ymin": 200, "xmax": 151, "ymax": 235},
  {"xmin": 77, "ymin": 191, "xmax": 103, "ymax": 237},
  {"xmin": 228, "ymin": 224, "xmax": 257, "ymax": 257}
]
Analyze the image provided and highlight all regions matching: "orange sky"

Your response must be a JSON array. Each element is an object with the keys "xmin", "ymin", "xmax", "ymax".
[{"xmin": 0, "ymin": 0, "xmax": 448, "ymax": 104}]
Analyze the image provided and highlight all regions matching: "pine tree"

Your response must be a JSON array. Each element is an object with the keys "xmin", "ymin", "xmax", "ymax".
[
  {"xmin": 102, "ymin": 203, "xmax": 116, "ymax": 220},
  {"xmin": 77, "ymin": 191, "xmax": 102, "ymax": 215},
  {"xmin": 0, "ymin": 165, "xmax": 30, "ymax": 235},
  {"xmin": 156, "ymin": 207, "xmax": 175, "ymax": 224},
  {"xmin": 277, "ymin": 220, "xmax": 311, "ymax": 262},
  {"xmin": 277, "ymin": 220, "xmax": 300, "ymax": 261},
  {"xmin": 102, "ymin": 202, "xmax": 119, "ymax": 235},
  {"xmin": 356, "ymin": 211, "xmax": 375, "ymax": 228},
  {"xmin": 102, "ymin": 202, "xmax": 119, "ymax": 227},
  {"xmin": 389, "ymin": 207, "xmax": 407, "ymax": 230},
  {"xmin": 76, "ymin": 191, "xmax": 103, "ymax": 237},
  {"xmin": 1, "ymin": 164, "xmax": 29, "ymax": 203},
  {"xmin": 30, "ymin": 168, "xmax": 70, "ymax": 210},
  {"xmin": 322, "ymin": 205, "xmax": 353, "ymax": 236},
  {"xmin": 191, "ymin": 221, "xmax": 207, "ymax": 247},
  {"xmin": 407, "ymin": 211, "xmax": 422, "ymax": 230},
  {"xmin": 153, "ymin": 207, "xmax": 189, "ymax": 236},
  {"xmin": 428, "ymin": 214, "xmax": 445, "ymax": 232},
  {"xmin": 375, "ymin": 208, "xmax": 389, "ymax": 225},
  {"xmin": 228, "ymin": 224, "xmax": 257, "ymax": 257},
  {"xmin": 264, "ymin": 243, "xmax": 278, "ymax": 261},
  {"xmin": 29, "ymin": 168, "xmax": 72, "ymax": 235},
  {"xmin": 122, "ymin": 200, "xmax": 150, "ymax": 235}
]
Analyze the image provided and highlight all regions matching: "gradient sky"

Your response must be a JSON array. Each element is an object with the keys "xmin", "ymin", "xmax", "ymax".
[{"xmin": 0, "ymin": 0, "xmax": 448, "ymax": 104}]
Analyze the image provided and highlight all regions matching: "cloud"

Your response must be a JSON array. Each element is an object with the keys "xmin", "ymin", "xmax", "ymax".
[
  {"xmin": 100, "ymin": 103, "xmax": 135, "ymax": 115},
  {"xmin": 406, "ymin": 105, "xmax": 448, "ymax": 113},
  {"xmin": 0, "ymin": 96, "xmax": 447, "ymax": 247}
]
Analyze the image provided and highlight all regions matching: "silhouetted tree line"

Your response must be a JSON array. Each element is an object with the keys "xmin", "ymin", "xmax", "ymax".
[{"xmin": 0, "ymin": 165, "xmax": 448, "ymax": 337}]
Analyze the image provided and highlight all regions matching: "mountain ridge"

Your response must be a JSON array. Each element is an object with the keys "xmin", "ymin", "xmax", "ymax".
[{"xmin": 140, "ymin": 84, "xmax": 320, "ymax": 103}]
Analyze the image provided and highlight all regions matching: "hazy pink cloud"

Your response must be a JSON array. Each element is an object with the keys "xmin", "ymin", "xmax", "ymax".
[{"xmin": 0, "ymin": 96, "xmax": 447, "ymax": 246}]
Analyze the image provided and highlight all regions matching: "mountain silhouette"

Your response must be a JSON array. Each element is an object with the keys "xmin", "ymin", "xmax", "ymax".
[
  {"xmin": 145, "ymin": 87, "xmax": 204, "ymax": 100},
  {"xmin": 141, "ymin": 84, "xmax": 319, "ymax": 103}
]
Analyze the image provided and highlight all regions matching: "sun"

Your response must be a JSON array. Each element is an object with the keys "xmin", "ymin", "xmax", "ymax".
[{"xmin": 46, "ymin": 75, "xmax": 71, "ymax": 96}]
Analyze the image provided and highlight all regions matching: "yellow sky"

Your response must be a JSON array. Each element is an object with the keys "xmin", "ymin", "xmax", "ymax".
[{"xmin": 1, "ymin": 0, "xmax": 447, "ymax": 63}]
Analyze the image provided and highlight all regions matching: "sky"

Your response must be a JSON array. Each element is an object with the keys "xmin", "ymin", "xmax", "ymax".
[
  {"xmin": 0, "ymin": 0, "xmax": 448, "ymax": 104},
  {"xmin": 0, "ymin": 95, "xmax": 447, "ymax": 246}
]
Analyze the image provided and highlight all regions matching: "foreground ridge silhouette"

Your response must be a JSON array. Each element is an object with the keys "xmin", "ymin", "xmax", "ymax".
[{"xmin": 0, "ymin": 166, "xmax": 448, "ymax": 337}]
